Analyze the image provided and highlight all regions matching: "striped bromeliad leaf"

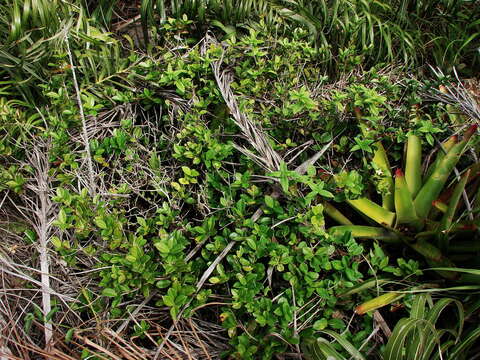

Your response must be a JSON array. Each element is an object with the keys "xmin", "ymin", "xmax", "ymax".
[{"xmin": 304, "ymin": 294, "xmax": 478, "ymax": 360}]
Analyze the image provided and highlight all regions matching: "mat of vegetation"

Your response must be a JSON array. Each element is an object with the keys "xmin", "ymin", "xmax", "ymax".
[{"xmin": 0, "ymin": 1, "xmax": 480, "ymax": 359}]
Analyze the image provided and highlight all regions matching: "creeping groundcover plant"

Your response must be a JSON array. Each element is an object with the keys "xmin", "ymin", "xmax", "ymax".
[{"xmin": 0, "ymin": 0, "xmax": 479, "ymax": 359}]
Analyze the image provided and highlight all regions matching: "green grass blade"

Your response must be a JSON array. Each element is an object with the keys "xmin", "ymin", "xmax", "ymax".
[
  {"xmin": 311, "ymin": 337, "xmax": 348, "ymax": 360},
  {"xmin": 384, "ymin": 318, "xmax": 438, "ymax": 360},
  {"xmin": 317, "ymin": 330, "xmax": 366, "ymax": 360},
  {"xmin": 338, "ymin": 277, "xmax": 390, "ymax": 297},
  {"xmin": 424, "ymin": 330, "xmax": 455, "ymax": 360},
  {"xmin": 406, "ymin": 294, "xmax": 432, "ymax": 360},
  {"xmin": 140, "ymin": 0, "xmax": 154, "ymax": 45},
  {"xmin": 410, "ymin": 294, "xmax": 429, "ymax": 319},
  {"xmin": 447, "ymin": 327, "xmax": 480, "ymax": 360},
  {"xmin": 427, "ymin": 267, "xmax": 480, "ymax": 276},
  {"xmin": 426, "ymin": 298, "xmax": 463, "ymax": 337},
  {"xmin": 408, "ymin": 240, "xmax": 458, "ymax": 279},
  {"xmin": 157, "ymin": 0, "xmax": 166, "ymax": 22}
]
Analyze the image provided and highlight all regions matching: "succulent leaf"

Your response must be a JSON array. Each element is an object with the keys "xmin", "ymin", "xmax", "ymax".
[
  {"xmin": 346, "ymin": 198, "xmax": 396, "ymax": 228},
  {"xmin": 373, "ymin": 141, "xmax": 395, "ymax": 211},
  {"xmin": 405, "ymin": 134, "xmax": 422, "ymax": 197},
  {"xmin": 440, "ymin": 169, "xmax": 470, "ymax": 232},
  {"xmin": 329, "ymin": 225, "xmax": 402, "ymax": 243},
  {"xmin": 414, "ymin": 125, "xmax": 476, "ymax": 221},
  {"xmin": 424, "ymin": 135, "xmax": 457, "ymax": 181},
  {"xmin": 323, "ymin": 202, "xmax": 353, "ymax": 225},
  {"xmin": 394, "ymin": 169, "xmax": 418, "ymax": 226}
]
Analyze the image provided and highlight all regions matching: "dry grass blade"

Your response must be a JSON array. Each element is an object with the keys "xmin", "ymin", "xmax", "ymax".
[
  {"xmin": 206, "ymin": 35, "xmax": 283, "ymax": 173},
  {"xmin": 24, "ymin": 145, "xmax": 56, "ymax": 348},
  {"xmin": 426, "ymin": 67, "xmax": 480, "ymax": 123},
  {"xmin": 0, "ymin": 313, "xmax": 13, "ymax": 360},
  {"xmin": 187, "ymin": 318, "xmax": 211, "ymax": 360},
  {"xmin": 373, "ymin": 310, "xmax": 392, "ymax": 338},
  {"xmin": 74, "ymin": 333, "xmax": 123, "ymax": 360},
  {"xmin": 0, "ymin": 256, "xmax": 77, "ymax": 302},
  {"xmin": 102, "ymin": 329, "xmax": 147, "ymax": 360},
  {"xmin": 116, "ymin": 291, "xmax": 157, "ymax": 335},
  {"xmin": 66, "ymin": 38, "xmax": 97, "ymax": 196},
  {"xmin": 294, "ymin": 140, "xmax": 334, "ymax": 175}
]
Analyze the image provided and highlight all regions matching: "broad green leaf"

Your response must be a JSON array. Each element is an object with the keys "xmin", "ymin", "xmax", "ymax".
[
  {"xmin": 265, "ymin": 195, "xmax": 275, "ymax": 208},
  {"xmin": 102, "ymin": 288, "xmax": 117, "ymax": 297}
]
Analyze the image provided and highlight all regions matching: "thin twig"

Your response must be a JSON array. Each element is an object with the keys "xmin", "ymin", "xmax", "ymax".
[
  {"xmin": 66, "ymin": 39, "xmax": 96, "ymax": 196},
  {"xmin": 188, "ymin": 318, "xmax": 212, "ymax": 360},
  {"xmin": 373, "ymin": 310, "xmax": 392, "ymax": 338},
  {"xmin": 116, "ymin": 291, "xmax": 157, "ymax": 335},
  {"xmin": 271, "ymin": 216, "xmax": 296, "ymax": 229},
  {"xmin": 357, "ymin": 326, "xmax": 379, "ymax": 353},
  {"xmin": 74, "ymin": 333, "xmax": 123, "ymax": 360},
  {"xmin": 291, "ymin": 286, "xmax": 301, "ymax": 355}
]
